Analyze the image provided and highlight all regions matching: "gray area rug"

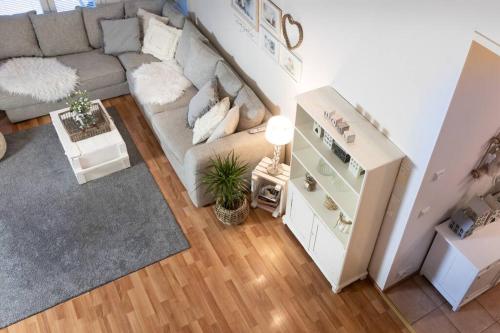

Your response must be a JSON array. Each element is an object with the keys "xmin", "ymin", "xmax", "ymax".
[{"xmin": 0, "ymin": 109, "xmax": 189, "ymax": 328}]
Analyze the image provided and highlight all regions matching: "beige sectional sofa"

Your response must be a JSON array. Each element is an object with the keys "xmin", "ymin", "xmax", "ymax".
[{"xmin": 0, "ymin": 0, "xmax": 274, "ymax": 207}]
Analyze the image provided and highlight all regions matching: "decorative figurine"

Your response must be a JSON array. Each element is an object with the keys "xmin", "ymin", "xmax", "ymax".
[
  {"xmin": 343, "ymin": 130, "xmax": 355, "ymax": 143},
  {"xmin": 336, "ymin": 121, "xmax": 350, "ymax": 135},
  {"xmin": 331, "ymin": 114, "xmax": 343, "ymax": 127},
  {"xmin": 333, "ymin": 142, "xmax": 350, "ymax": 163},
  {"xmin": 324, "ymin": 195, "xmax": 338, "ymax": 210},
  {"xmin": 323, "ymin": 132, "xmax": 334, "ymax": 149},
  {"xmin": 323, "ymin": 110, "xmax": 334, "ymax": 121},
  {"xmin": 348, "ymin": 159, "xmax": 364, "ymax": 178},
  {"xmin": 304, "ymin": 173, "xmax": 316, "ymax": 192},
  {"xmin": 336, "ymin": 212, "xmax": 352, "ymax": 234},
  {"xmin": 313, "ymin": 121, "xmax": 324, "ymax": 138}
]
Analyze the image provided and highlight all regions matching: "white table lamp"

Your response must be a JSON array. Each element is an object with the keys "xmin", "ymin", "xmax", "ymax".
[{"xmin": 265, "ymin": 115, "xmax": 293, "ymax": 175}]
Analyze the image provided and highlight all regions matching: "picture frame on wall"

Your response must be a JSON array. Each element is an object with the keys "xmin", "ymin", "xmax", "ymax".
[
  {"xmin": 260, "ymin": 0, "xmax": 281, "ymax": 36},
  {"xmin": 279, "ymin": 45, "xmax": 302, "ymax": 82},
  {"xmin": 260, "ymin": 27, "xmax": 280, "ymax": 61},
  {"xmin": 232, "ymin": 0, "xmax": 260, "ymax": 30}
]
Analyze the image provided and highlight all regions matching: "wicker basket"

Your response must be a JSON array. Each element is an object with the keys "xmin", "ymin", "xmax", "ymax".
[
  {"xmin": 59, "ymin": 102, "xmax": 111, "ymax": 142},
  {"xmin": 214, "ymin": 197, "xmax": 249, "ymax": 225}
]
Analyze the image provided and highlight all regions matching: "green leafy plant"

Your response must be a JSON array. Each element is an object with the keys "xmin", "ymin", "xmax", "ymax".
[
  {"xmin": 66, "ymin": 90, "xmax": 95, "ymax": 129},
  {"xmin": 201, "ymin": 151, "xmax": 249, "ymax": 210}
]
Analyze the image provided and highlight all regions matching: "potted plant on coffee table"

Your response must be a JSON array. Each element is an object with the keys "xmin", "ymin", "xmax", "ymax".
[{"xmin": 201, "ymin": 151, "xmax": 250, "ymax": 225}]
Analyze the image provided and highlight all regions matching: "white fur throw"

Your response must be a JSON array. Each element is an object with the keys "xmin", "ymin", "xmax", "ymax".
[
  {"xmin": 0, "ymin": 57, "xmax": 78, "ymax": 102},
  {"xmin": 132, "ymin": 60, "xmax": 192, "ymax": 105}
]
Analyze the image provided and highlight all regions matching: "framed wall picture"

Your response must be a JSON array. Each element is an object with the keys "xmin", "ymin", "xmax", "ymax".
[
  {"xmin": 260, "ymin": 0, "xmax": 281, "ymax": 36},
  {"xmin": 279, "ymin": 45, "xmax": 302, "ymax": 82},
  {"xmin": 232, "ymin": 0, "xmax": 259, "ymax": 30},
  {"xmin": 260, "ymin": 27, "xmax": 280, "ymax": 61}
]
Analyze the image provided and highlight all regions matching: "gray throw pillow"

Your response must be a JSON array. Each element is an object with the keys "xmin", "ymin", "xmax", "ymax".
[
  {"xmin": 125, "ymin": 0, "xmax": 165, "ymax": 17},
  {"xmin": 215, "ymin": 61, "xmax": 243, "ymax": 102},
  {"xmin": 0, "ymin": 11, "xmax": 42, "ymax": 60},
  {"xmin": 187, "ymin": 78, "xmax": 219, "ymax": 128},
  {"xmin": 234, "ymin": 85, "xmax": 266, "ymax": 131},
  {"xmin": 81, "ymin": 3, "xmax": 124, "ymax": 49},
  {"xmin": 183, "ymin": 38, "xmax": 222, "ymax": 90},
  {"xmin": 207, "ymin": 105, "xmax": 240, "ymax": 143},
  {"xmin": 101, "ymin": 18, "xmax": 141, "ymax": 55},
  {"xmin": 162, "ymin": 0, "xmax": 185, "ymax": 28},
  {"xmin": 29, "ymin": 10, "xmax": 92, "ymax": 57},
  {"xmin": 175, "ymin": 20, "xmax": 208, "ymax": 67}
]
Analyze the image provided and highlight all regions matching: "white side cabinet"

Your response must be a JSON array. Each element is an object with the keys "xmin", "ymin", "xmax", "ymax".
[
  {"xmin": 284, "ymin": 87, "xmax": 404, "ymax": 292},
  {"xmin": 421, "ymin": 220, "xmax": 500, "ymax": 311}
]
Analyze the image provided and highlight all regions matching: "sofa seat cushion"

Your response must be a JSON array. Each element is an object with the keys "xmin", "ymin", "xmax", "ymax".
[
  {"xmin": 151, "ymin": 106, "xmax": 194, "ymax": 163},
  {"xmin": 57, "ymin": 50, "xmax": 126, "ymax": 91},
  {"xmin": 118, "ymin": 52, "xmax": 160, "ymax": 71}
]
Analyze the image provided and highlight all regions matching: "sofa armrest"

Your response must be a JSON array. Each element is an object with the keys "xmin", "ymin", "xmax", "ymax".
[{"xmin": 183, "ymin": 129, "xmax": 274, "ymax": 207}]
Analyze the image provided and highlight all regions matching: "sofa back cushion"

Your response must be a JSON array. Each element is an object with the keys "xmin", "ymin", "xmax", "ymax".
[
  {"xmin": 29, "ymin": 10, "xmax": 91, "ymax": 57},
  {"xmin": 215, "ymin": 61, "xmax": 243, "ymax": 102},
  {"xmin": 81, "ymin": 3, "xmax": 124, "ymax": 49},
  {"xmin": 101, "ymin": 18, "xmax": 141, "ymax": 55},
  {"xmin": 183, "ymin": 38, "xmax": 222, "ymax": 90},
  {"xmin": 175, "ymin": 20, "xmax": 208, "ymax": 68},
  {"xmin": 162, "ymin": 0, "xmax": 185, "ymax": 28},
  {"xmin": 234, "ymin": 85, "xmax": 266, "ymax": 131},
  {"xmin": 0, "ymin": 11, "xmax": 43, "ymax": 60},
  {"xmin": 125, "ymin": 0, "xmax": 165, "ymax": 18},
  {"xmin": 187, "ymin": 78, "xmax": 219, "ymax": 128}
]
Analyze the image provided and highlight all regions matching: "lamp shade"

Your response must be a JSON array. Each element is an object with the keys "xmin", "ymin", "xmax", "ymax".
[{"xmin": 265, "ymin": 115, "xmax": 294, "ymax": 146}]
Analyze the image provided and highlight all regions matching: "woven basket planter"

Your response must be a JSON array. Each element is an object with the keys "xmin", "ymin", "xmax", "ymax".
[{"xmin": 214, "ymin": 197, "xmax": 249, "ymax": 225}]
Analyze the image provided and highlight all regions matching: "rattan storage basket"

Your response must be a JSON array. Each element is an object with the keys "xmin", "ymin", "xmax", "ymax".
[
  {"xmin": 214, "ymin": 197, "xmax": 249, "ymax": 225},
  {"xmin": 59, "ymin": 102, "xmax": 111, "ymax": 142}
]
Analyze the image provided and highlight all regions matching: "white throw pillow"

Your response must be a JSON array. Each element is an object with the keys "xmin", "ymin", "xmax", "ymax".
[
  {"xmin": 207, "ymin": 105, "xmax": 240, "ymax": 143},
  {"xmin": 193, "ymin": 97, "xmax": 230, "ymax": 144},
  {"xmin": 142, "ymin": 17, "xmax": 181, "ymax": 61},
  {"xmin": 137, "ymin": 8, "xmax": 169, "ymax": 36}
]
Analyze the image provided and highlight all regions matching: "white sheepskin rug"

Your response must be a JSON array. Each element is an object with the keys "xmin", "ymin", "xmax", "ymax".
[
  {"xmin": 132, "ymin": 60, "xmax": 192, "ymax": 105},
  {"xmin": 0, "ymin": 57, "xmax": 78, "ymax": 102}
]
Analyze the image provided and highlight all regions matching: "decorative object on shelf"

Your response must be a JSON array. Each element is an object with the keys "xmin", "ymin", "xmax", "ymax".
[
  {"xmin": 331, "ymin": 114, "xmax": 343, "ymax": 127},
  {"xmin": 232, "ymin": 0, "xmax": 260, "ymax": 31},
  {"xmin": 336, "ymin": 212, "xmax": 352, "ymax": 234},
  {"xmin": 323, "ymin": 110, "xmax": 334, "ymax": 121},
  {"xmin": 304, "ymin": 172, "xmax": 316, "ymax": 192},
  {"xmin": 313, "ymin": 121, "xmax": 323, "ymax": 138},
  {"xmin": 281, "ymin": 13, "xmax": 303, "ymax": 50},
  {"xmin": 66, "ymin": 90, "xmax": 95, "ymax": 130},
  {"xmin": 333, "ymin": 142, "xmax": 350, "ymax": 163},
  {"xmin": 323, "ymin": 195, "xmax": 338, "ymax": 210},
  {"xmin": 265, "ymin": 115, "xmax": 294, "ymax": 175},
  {"xmin": 471, "ymin": 134, "xmax": 500, "ymax": 179},
  {"xmin": 322, "ymin": 132, "xmax": 334, "ymax": 149},
  {"xmin": 260, "ymin": 27, "xmax": 280, "ymax": 61},
  {"xmin": 60, "ymin": 96, "xmax": 111, "ymax": 142},
  {"xmin": 279, "ymin": 44, "xmax": 302, "ymax": 82},
  {"xmin": 0, "ymin": 132, "xmax": 6, "ymax": 161},
  {"xmin": 343, "ymin": 130, "xmax": 356, "ymax": 143},
  {"xmin": 449, "ymin": 196, "xmax": 492, "ymax": 238},
  {"xmin": 348, "ymin": 159, "xmax": 364, "ymax": 178},
  {"xmin": 317, "ymin": 159, "xmax": 334, "ymax": 176},
  {"xmin": 260, "ymin": 0, "xmax": 281, "ymax": 36},
  {"xmin": 336, "ymin": 121, "xmax": 350, "ymax": 135},
  {"xmin": 251, "ymin": 157, "xmax": 290, "ymax": 217},
  {"xmin": 201, "ymin": 151, "xmax": 250, "ymax": 225}
]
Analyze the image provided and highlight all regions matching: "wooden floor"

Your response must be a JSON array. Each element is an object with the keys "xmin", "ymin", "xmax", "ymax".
[
  {"xmin": 0, "ymin": 95, "xmax": 408, "ymax": 333},
  {"xmin": 387, "ymin": 274, "xmax": 500, "ymax": 333}
]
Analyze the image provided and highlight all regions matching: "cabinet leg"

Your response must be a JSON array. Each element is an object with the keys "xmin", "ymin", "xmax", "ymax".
[{"xmin": 332, "ymin": 285, "xmax": 342, "ymax": 294}]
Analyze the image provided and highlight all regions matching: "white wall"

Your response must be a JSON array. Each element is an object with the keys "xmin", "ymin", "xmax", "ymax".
[{"xmin": 187, "ymin": 0, "xmax": 500, "ymax": 288}]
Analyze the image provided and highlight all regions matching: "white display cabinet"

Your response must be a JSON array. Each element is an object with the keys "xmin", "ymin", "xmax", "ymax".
[{"xmin": 284, "ymin": 86, "xmax": 404, "ymax": 292}]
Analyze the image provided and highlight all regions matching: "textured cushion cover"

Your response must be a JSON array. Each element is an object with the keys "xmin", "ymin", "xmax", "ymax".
[
  {"xmin": 187, "ymin": 78, "xmax": 219, "ymax": 128},
  {"xmin": 162, "ymin": 0, "xmax": 185, "ymax": 28},
  {"xmin": 81, "ymin": 3, "xmax": 124, "ymax": 49},
  {"xmin": 125, "ymin": 0, "xmax": 165, "ymax": 17},
  {"xmin": 142, "ymin": 18, "xmax": 181, "ymax": 61},
  {"xmin": 101, "ymin": 18, "xmax": 141, "ymax": 55},
  {"xmin": 234, "ymin": 85, "xmax": 266, "ymax": 131},
  {"xmin": 118, "ymin": 52, "xmax": 160, "ymax": 71},
  {"xmin": 192, "ymin": 97, "xmax": 230, "ymax": 144},
  {"xmin": 137, "ymin": 8, "xmax": 168, "ymax": 36},
  {"xmin": 183, "ymin": 38, "xmax": 222, "ymax": 90},
  {"xmin": 0, "ymin": 11, "xmax": 42, "ymax": 60},
  {"xmin": 57, "ymin": 50, "xmax": 126, "ymax": 91},
  {"xmin": 175, "ymin": 20, "xmax": 208, "ymax": 68},
  {"xmin": 29, "ymin": 10, "xmax": 91, "ymax": 57},
  {"xmin": 207, "ymin": 105, "xmax": 240, "ymax": 143},
  {"xmin": 215, "ymin": 61, "xmax": 243, "ymax": 101}
]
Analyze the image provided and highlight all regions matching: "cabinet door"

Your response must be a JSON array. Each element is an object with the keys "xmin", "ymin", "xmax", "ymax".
[
  {"xmin": 465, "ymin": 261, "xmax": 500, "ymax": 301},
  {"xmin": 287, "ymin": 185, "xmax": 314, "ymax": 249},
  {"xmin": 310, "ymin": 216, "xmax": 345, "ymax": 285}
]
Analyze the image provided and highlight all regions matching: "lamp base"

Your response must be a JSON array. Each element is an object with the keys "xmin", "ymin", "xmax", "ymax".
[
  {"xmin": 267, "ymin": 165, "xmax": 281, "ymax": 176},
  {"xmin": 267, "ymin": 145, "xmax": 282, "ymax": 176}
]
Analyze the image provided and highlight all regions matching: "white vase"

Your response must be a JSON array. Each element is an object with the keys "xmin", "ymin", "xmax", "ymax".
[{"xmin": 0, "ymin": 132, "xmax": 6, "ymax": 160}]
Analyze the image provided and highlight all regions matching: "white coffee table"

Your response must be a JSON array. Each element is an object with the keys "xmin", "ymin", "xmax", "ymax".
[{"xmin": 50, "ymin": 100, "xmax": 130, "ymax": 184}]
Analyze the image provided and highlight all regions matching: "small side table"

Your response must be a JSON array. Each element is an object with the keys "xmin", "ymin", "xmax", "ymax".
[{"xmin": 251, "ymin": 157, "xmax": 290, "ymax": 218}]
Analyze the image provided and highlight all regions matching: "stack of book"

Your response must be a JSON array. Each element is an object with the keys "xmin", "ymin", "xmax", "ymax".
[{"xmin": 257, "ymin": 185, "xmax": 281, "ymax": 212}]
